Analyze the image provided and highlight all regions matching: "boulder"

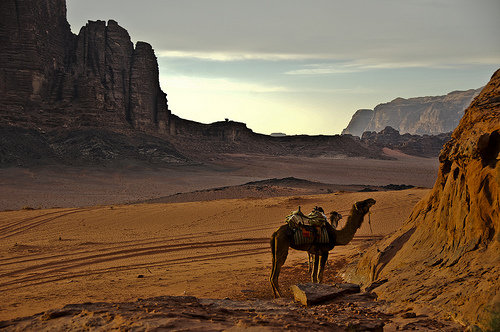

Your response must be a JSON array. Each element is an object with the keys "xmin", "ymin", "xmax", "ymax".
[{"xmin": 291, "ymin": 283, "xmax": 360, "ymax": 306}]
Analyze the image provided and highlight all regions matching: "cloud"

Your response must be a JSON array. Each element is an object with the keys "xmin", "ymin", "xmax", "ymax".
[
  {"xmin": 285, "ymin": 57, "xmax": 500, "ymax": 75},
  {"xmin": 285, "ymin": 65, "xmax": 361, "ymax": 75},
  {"xmin": 160, "ymin": 76, "xmax": 288, "ymax": 93},
  {"xmin": 284, "ymin": 61, "xmax": 424, "ymax": 75},
  {"xmin": 158, "ymin": 48, "xmax": 500, "ymax": 75},
  {"xmin": 157, "ymin": 50, "xmax": 323, "ymax": 62}
]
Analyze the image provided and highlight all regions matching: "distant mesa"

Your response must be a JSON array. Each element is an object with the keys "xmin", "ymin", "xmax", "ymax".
[
  {"xmin": 342, "ymin": 88, "xmax": 483, "ymax": 137},
  {"xmin": 270, "ymin": 133, "xmax": 287, "ymax": 137}
]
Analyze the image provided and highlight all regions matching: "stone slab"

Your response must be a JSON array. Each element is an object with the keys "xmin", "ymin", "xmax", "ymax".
[{"xmin": 291, "ymin": 283, "xmax": 360, "ymax": 306}]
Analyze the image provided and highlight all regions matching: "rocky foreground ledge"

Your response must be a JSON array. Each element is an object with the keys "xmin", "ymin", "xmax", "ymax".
[{"xmin": 0, "ymin": 287, "xmax": 463, "ymax": 331}]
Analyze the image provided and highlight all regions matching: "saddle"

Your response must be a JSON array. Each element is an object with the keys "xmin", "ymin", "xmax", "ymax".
[{"xmin": 285, "ymin": 206, "xmax": 330, "ymax": 246}]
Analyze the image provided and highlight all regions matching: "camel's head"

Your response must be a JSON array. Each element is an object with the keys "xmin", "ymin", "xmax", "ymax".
[
  {"xmin": 354, "ymin": 198, "xmax": 376, "ymax": 214},
  {"xmin": 329, "ymin": 211, "xmax": 342, "ymax": 223},
  {"xmin": 313, "ymin": 206, "xmax": 325, "ymax": 213},
  {"xmin": 329, "ymin": 211, "xmax": 342, "ymax": 228}
]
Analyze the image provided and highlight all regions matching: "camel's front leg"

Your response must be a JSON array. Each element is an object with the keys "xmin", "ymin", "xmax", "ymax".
[{"xmin": 318, "ymin": 252, "xmax": 329, "ymax": 283}]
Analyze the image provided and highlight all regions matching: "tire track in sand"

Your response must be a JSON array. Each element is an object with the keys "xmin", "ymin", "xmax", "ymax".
[
  {"xmin": 0, "ymin": 207, "xmax": 101, "ymax": 239},
  {"xmin": 0, "ymin": 209, "xmax": 79, "ymax": 232},
  {"xmin": 0, "ymin": 247, "xmax": 270, "ymax": 291},
  {"xmin": 0, "ymin": 238, "xmax": 269, "ymax": 289},
  {"xmin": 0, "ymin": 223, "xmax": 278, "ymax": 265}
]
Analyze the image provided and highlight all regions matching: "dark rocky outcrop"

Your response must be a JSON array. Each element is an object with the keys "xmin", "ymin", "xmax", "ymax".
[
  {"xmin": 0, "ymin": 293, "xmax": 463, "ymax": 331},
  {"xmin": 346, "ymin": 69, "xmax": 500, "ymax": 329},
  {"xmin": 360, "ymin": 126, "xmax": 451, "ymax": 158},
  {"xmin": 0, "ymin": 126, "xmax": 189, "ymax": 167},
  {"xmin": 342, "ymin": 89, "xmax": 482, "ymax": 136}
]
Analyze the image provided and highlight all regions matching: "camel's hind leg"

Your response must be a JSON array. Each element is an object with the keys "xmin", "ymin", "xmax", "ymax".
[
  {"xmin": 318, "ymin": 252, "xmax": 329, "ymax": 283},
  {"xmin": 307, "ymin": 253, "xmax": 313, "ymax": 274},
  {"xmin": 269, "ymin": 234, "xmax": 289, "ymax": 298},
  {"xmin": 312, "ymin": 254, "xmax": 320, "ymax": 283}
]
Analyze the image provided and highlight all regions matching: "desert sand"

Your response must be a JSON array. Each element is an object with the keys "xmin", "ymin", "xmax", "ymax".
[
  {"xmin": 0, "ymin": 152, "xmax": 463, "ymax": 330},
  {"xmin": 0, "ymin": 188, "xmax": 426, "ymax": 320}
]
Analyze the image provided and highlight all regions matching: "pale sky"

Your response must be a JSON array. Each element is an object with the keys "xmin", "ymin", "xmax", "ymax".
[{"xmin": 66, "ymin": 0, "xmax": 500, "ymax": 135}]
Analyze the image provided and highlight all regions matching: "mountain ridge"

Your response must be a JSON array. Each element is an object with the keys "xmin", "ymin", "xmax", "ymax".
[{"xmin": 0, "ymin": 0, "xmax": 481, "ymax": 166}]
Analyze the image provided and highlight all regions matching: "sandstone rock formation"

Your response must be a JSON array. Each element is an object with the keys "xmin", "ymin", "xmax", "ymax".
[
  {"xmin": 342, "ymin": 88, "xmax": 482, "ymax": 136},
  {"xmin": 0, "ymin": 0, "xmax": 168, "ymax": 131},
  {"xmin": 0, "ymin": 0, "xmax": 73, "ymax": 111},
  {"xmin": 346, "ymin": 69, "xmax": 500, "ymax": 329}
]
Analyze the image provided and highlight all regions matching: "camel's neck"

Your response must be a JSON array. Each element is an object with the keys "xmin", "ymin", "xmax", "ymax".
[{"xmin": 334, "ymin": 205, "xmax": 367, "ymax": 245}]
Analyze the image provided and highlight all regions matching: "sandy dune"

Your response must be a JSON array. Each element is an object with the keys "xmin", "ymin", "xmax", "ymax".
[{"xmin": 0, "ymin": 189, "xmax": 428, "ymax": 321}]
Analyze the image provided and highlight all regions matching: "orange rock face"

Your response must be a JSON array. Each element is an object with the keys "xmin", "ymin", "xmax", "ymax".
[{"xmin": 348, "ymin": 69, "xmax": 500, "ymax": 329}]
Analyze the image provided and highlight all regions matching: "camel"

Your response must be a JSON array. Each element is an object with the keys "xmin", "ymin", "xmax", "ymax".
[{"xmin": 269, "ymin": 198, "xmax": 376, "ymax": 298}]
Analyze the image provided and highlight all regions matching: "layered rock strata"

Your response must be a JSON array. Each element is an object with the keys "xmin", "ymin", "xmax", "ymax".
[
  {"xmin": 347, "ymin": 69, "xmax": 500, "ymax": 329},
  {"xmin": 0, "ymin": 0, "xmax": 168, "ymax": 131}
]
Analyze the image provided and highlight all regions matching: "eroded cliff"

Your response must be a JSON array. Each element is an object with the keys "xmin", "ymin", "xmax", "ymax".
[
  {"xmin": 342, "ymin": 88, "xmax": 482, "ymax": 137},
  {"xmin": 0, "ymin": 0, "xmax": 169, "ymax": 131},
  {"xmin": 347, "ymin": 70, "xmax": 500, "ymax": 329}
]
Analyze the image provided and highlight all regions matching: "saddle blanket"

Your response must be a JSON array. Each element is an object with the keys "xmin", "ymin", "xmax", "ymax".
[{"xmin": 293, "ymin": 226, "xmax": 329, "ymax": 246}]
